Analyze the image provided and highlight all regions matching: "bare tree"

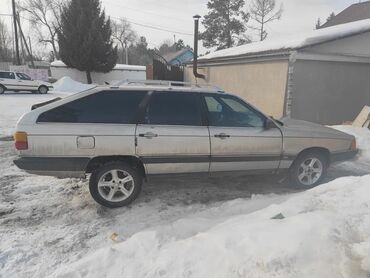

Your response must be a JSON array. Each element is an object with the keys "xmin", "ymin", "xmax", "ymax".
[
  {"xmin": 112, "ymin": 18, "xmax": 137, "ymax": 64},
  {"xmin": 0, "ymin": 19, "xmax": 12, "ymax": 61},
  {"xmin": 249, "ymin": 0, "xmax": 283, "ymax": 41},
  {"xmin": 20, "ymin": 0, "xmax": 63, "ymax": 60}
]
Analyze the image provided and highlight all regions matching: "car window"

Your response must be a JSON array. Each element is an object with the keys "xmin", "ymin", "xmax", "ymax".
[
  {"xmin": 204, "ymin": 95, "xmax": 265, "ymax": 128},
  {"xmin": 16, "ymin": 73, "xmax": 32, "ymax": 80},
  {"xmin": 144, "ymin": 92, "xmax": 202, "ymax": 126},
  {"xmin": 0, "ymin": 72, "xmax": 15, "ymax": 79},
  {"xmin": 37, "ymin": 91, "xmax": 147, "ymax": 124}
]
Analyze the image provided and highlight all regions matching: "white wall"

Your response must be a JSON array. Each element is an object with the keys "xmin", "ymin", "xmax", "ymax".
[{"xmin": 50, "ymin": 61, "xmax": 146, "ymax": 84}]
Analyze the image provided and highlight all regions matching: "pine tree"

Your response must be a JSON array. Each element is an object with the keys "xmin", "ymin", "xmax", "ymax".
[
  {"xmin": 201, "ymin": 0, "xmax": 250, "ymax": 50},
  {"xmin": 326, "ymin": 12, "xmax": 336, "ymax": 23},
  {"xmin": 315, "ymin": 18, "xmax": 321, "ymax": 29},
  {"xmin": 58, "ymin": 0, "xmax": 117, "ymax": 84}
]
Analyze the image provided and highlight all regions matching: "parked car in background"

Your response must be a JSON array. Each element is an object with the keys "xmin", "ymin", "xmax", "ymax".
[
  {"xmin": 0, "ymin": 71, "xmax": 53, "ymax": 94},
  {"xmin": 13, "ymin": 81, "xmax": 358, "ymax": 208}
]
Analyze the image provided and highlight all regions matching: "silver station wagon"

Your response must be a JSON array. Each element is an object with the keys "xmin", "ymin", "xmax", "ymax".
[{"xmin": 14, "ymin": 81, "xmax": 358, "ymax": 208}]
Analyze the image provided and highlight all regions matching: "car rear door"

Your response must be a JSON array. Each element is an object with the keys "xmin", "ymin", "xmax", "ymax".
[
  {"xmin": 136, "ymin": 91, "xmax": 210, "ymax": 175},
  {"xmin": 0, "ymin": 72, "xmax": 18, "ymax": 90},
  {"xmin": 34, "ymin": 90, "xmax": 147, "ymax": 159},
  {"xmin": 203, "ymin": 94, "xmax": 283, "ymax": 173}
]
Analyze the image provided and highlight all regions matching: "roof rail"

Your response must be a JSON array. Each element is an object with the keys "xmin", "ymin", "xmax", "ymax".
[{"xmin": 110, "ymin": 79, "xmax": 224, "ymax": 92}]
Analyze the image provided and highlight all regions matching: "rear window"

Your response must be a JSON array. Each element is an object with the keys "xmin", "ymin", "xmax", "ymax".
[{"xmin": 37, "ymin": 90, "xmax": 147, "ymax": 124}]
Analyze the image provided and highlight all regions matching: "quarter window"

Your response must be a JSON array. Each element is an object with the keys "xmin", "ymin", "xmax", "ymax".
[
  {"xmin": 204, "ymin": 95, "xmax": 265, "ymax": 128},
  {"xmin": 144, "ymin": 92, "xmax": 202, "ymax": 126},
  {"xmin": 38, "ymin": 91, "xmax": 147, "ymax": 124}
]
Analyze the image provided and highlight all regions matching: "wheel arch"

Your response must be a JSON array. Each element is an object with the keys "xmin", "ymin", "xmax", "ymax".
[
  {"xmin": 291, "ymin": 147, "xmax": 331, "ymax": 167},
  {"xmin": 38, "ymin": 85, "xmax": 48, "ymax": 92},
  {"xmin": 86, "ymin": 155, "xmax": 146, "ymax": 178}
]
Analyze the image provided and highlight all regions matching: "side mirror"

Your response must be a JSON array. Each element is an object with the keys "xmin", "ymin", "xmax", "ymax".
[{"xmin": 264, "ymin": 118, "xmax": 277, "ymax": 129}]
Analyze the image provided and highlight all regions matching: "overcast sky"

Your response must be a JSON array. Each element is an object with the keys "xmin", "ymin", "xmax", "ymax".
[{"xmin": 0, "ymin": 0, "xmax": 362, "ymax": 55}]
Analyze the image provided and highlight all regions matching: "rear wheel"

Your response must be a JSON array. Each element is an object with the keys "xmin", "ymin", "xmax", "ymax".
[
  {"xmin": 89, "ymin": 162, "xmax": 142, "ymax": 208},
  {"xmin": 289, "ymin": 151, "xmax": 328, "ymax": 188},
  {"xmin": 0, "ymin": 85, "xmax": 5, "ymax": 94},
  {"xmin": 38, "ymin": 85, "xmax": 48, "ymax": 94}
]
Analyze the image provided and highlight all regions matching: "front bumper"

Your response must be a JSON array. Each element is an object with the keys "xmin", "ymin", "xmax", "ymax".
[{"xmin": 331, "ymin": 150, "xmax": 359, "ymax": 162}]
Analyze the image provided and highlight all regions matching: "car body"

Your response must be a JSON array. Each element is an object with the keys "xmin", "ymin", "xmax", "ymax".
[
  {"xmin": 0, "ymin": 71, "xmax": 53, "ymax": 94},
  {"xmin": 13, "ymin": 81, "xmax": 358, "ymax": 207}
]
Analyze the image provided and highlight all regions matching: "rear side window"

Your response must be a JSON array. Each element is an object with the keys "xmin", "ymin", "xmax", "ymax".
[
  {"xmin": 38, "ymin": 91, "xmax": 147, "ymax": 124},
  {"xmin": 0, "ymin": 72, "xmax": 15, "ymax": 79},
  {"xmin": 144, "ymin": 92, "xmax": 202, "ymax": 126}
]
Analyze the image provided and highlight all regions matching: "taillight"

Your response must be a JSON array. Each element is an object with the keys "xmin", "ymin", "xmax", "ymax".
[
  {"xmin": 14, "ymin": 132, "xmax": 28, "ymax": 150},
  {"xmin": 350, "ymin": 138, "xmax": 357, "ymax": 151}
]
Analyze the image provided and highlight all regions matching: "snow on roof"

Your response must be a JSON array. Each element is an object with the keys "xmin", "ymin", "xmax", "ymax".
[
  {"xmin": 200, "ymin": 18, "xmax": 370, "ymax": 61},
  {"xmin": 51, "ymin": 60, "xmax": 145, "ymax": 71}
]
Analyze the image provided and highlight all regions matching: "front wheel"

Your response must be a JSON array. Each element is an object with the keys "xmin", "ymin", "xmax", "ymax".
[
  {"xmin": 289, "ymin": 152, "xmax": 328, "ymax": 188},
  {"xmin": 38, "ymin": 85, "xmax": 48, "ymax": 94},
  {"xmin": 0, "ymin": 85, "xmax": 5, "ymax": 94},
  {"xmin": 89, "ymin": 162, "xmax": 142, "ymax": 208}
]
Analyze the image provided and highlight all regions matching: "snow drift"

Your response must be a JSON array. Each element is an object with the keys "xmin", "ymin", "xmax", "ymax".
[
  {"xmin": 53, "ymin": 174, "xmax": 370, "ymax": 278},
  {"xmin": 52, "ymin": 76, "xmax": 95, "ymax": 93}
]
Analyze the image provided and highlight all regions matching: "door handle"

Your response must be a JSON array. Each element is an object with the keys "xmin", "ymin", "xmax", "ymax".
[
  {"xmin": 214, "ymin": 133, "xmax": 230, "ymax": 139},
  {"xmin": 139, "ymin": 132, "xmax": 158, "ymax": 139}
]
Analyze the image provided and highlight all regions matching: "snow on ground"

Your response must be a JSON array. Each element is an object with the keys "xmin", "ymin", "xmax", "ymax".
[
  {"xmin": 0, "ymin": 86, "xmax": 369, "ymax": 278},
  {"xmin": 53, "ymin": 175, "xmax": 370, "ymax": 278}
]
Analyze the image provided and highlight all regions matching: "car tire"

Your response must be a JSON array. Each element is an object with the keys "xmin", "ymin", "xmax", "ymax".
[
  {"xmin": 89, "ymin": 161, "xmax": 142, "ymax": 208},
  {"xmin": 289, "ymin": 151, "xmax": 328, "ymax": 189},
  {"xmin": 38, "ymin": 85, "xmax": 48, "ymax": 94},
  {"xmin": 0, "ymin": 85, "xmax": 5, "ymax": 94}
]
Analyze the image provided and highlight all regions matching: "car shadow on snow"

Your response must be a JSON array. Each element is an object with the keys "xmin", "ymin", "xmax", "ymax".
[{"xmin": 139, "ymin": 173, "xmax": 299, "ymax": 206}]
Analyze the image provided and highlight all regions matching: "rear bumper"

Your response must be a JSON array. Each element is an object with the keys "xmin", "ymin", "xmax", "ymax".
[
  {"xmin": 331, "ymin": 150, "xmax": 358, "ymax": 162},
  {"xmin": 14, "ymin": 157, "xmax": 89, "ymax": 178}
]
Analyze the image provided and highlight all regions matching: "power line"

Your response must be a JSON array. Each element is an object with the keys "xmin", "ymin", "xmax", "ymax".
[{"xmin": 110, "ymin": 16, "xmax": 192, "ymax": 36}]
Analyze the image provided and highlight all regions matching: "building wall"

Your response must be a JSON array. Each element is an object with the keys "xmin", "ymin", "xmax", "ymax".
[
  {"xmin": 185, "ymin": 60, "xmax": 289, "ymax": 118},
  {"xmin": 50, "ymin": 64, "xmax": 146, "ymax": 84},
  {"xmin": 306, "ymin": 31, "xmax": 370, "ymax": 57},
  {"xmin": 291, "ymin": 59, "xmax": 370, "ymax": 124}
]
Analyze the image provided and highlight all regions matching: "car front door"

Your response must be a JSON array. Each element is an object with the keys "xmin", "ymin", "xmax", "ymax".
[
  {"xmin": 16, "ymin": 73, "xmax": 38, "ymax": 92},
  {"xmin": 203, "ymin": 94, "xmax": 283, "ymax": 173},
  {"xmin": 136, "ymin": 91, "xmax": 210, "ymax": 175}
]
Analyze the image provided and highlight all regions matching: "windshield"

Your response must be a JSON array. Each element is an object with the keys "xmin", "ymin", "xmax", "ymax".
[{"xmin": 16, "ymin": 73, "xmax": 32, "ymax": 80}]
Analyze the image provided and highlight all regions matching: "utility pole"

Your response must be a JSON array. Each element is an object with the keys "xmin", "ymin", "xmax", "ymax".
[
  {"xmin": 12, "ymin": 0, "xmax": 21, "ymax": 65},
  {"xmin": 16, "ymin": 13, "xmax": 35, "ymax": 67}
]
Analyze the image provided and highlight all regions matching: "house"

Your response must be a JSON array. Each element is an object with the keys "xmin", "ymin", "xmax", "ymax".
[
  {"xmin": 185, "ymin": 19, "xmax": 370, "ymax": 125},
  {"xmin": 321, "ymin": 1, "xmax": 370, "ymax": 28},
  {"xmin": 163, "ymin": 48, "xmax": 194, "ymax": 66}
]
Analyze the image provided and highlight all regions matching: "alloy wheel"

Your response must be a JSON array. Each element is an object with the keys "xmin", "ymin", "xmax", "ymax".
[
  {"xmin": 297, "ymin": 157, "xmax": 323, "ymax": 186},
  {"xmin": 97, "ymin": 169, "xmax": 135, "ymax": 202}
]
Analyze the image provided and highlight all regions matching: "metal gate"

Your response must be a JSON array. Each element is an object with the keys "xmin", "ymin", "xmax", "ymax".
[{"xmin": 153, "ymin": 55, "xmax": 184, "ymax": 82}]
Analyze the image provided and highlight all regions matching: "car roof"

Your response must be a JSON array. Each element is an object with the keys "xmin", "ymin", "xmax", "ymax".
[{"xmin": 106, "ymin": 80, "xmax": 226, "ymax": 94}]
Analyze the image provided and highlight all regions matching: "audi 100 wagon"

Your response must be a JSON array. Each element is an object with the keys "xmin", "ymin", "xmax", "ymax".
[{"xmin": 13, "ymin": 81, "xmax": 358, "ymax": 208}]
